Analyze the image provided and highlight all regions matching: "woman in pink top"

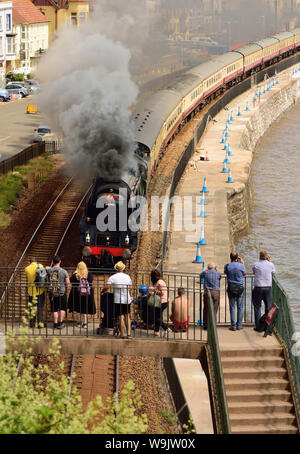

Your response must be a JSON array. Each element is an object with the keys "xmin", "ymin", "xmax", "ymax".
[{"xmin": 151, "ymin": 269, "xmax": 171, "ymax": 336}]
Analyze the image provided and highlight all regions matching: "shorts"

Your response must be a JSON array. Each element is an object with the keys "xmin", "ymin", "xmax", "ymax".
[
  {"xmin": 170, "ymin": 314, "xmax": 190, "ymax": 329},
  {"xmin": 113, "ymin": 303, "xmax": 131, "ymax": 316},
  {"xmin": 50, "ymin": 294, "xmax": 67, "ymax": 312}
]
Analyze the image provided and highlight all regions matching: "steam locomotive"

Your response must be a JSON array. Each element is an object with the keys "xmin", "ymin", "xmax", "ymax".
[{"xmin": 80, "ymin": 149, "xmax": 148, "ymax": 268}]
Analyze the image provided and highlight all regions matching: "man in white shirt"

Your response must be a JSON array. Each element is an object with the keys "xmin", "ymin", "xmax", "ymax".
[{"xmin": 107, "ymin": 261, "xmax": 132, "ymax": 338}]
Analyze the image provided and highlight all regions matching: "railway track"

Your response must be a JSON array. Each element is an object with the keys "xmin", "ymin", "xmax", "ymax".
[
  {"xmin": 68, "ymin": 354, "xmax": 118, "ymax": 411},
  {"xmin": 0, "ymin": 177, "xmax": 91, "ymax": 319}
]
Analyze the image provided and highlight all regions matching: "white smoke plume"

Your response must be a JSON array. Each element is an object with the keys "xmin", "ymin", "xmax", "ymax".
[{"xmin": 37, "ymin": 1, "xmax": 153, "ymax": 179}]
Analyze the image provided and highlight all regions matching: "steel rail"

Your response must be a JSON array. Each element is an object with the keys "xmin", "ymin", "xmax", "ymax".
[
  {"xmin": 0, "ymin": 177, "xmax": 74, "ymax": 308},
  {"xmin": 54, "ymin": 185, "xmax": 92, "ymax": 258}
]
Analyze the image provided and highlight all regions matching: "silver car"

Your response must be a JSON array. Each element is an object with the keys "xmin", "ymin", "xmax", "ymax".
[{"xmin": 5, "ymin": 83, "xmax": 29, "ymax": 97}]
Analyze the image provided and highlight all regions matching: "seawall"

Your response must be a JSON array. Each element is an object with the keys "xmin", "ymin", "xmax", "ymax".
[{"xmin": 227, "ymin": 76, "xmax": 299, "ymax": 245}]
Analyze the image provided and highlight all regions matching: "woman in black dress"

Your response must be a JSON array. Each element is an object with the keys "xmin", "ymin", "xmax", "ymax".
[{"xmin": 68, "ymin": 261, "xmax": 96, "ymax": 328}]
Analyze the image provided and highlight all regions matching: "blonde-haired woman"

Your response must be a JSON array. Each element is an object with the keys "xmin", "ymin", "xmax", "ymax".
[{"xmin": 68, "ymin": 261, "xmax": 96, "ymax": 328}]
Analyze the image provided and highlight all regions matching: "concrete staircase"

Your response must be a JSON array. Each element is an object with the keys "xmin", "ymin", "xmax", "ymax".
[{"xmin": 221, "ymin": 346, "xmax": 299, "ymax": 434}]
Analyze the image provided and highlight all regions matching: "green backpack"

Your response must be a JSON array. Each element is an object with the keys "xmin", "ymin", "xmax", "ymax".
[{"xmin": 147, "ymin": 294, "xmax": 161, "ymax": 308}]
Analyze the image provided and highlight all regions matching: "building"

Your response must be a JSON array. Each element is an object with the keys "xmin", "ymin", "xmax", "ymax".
[
  {"xmin": 0, "ymin": 1, "xmax": 15, "ymax": 85},
  {"xmin": 9, "ymin": 0, "xmax": 49, "ymax": 75},
  {"xmin": 31, "ymin": 0, "xmax": 89, "ymax": 41}
]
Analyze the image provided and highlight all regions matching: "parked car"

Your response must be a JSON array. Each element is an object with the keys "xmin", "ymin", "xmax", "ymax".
[
  {"xmin": 32, "ymin": 125, "xmax": 56, "ymax": 143},
  {"xmin": 5, "ymin": 83, "xmax": 29, "ymax": 97},
  {"xmin": 12, "ymin": 81, "xmax": 32, "ymax": 93},
  {"xmin": 26, "ymin": 79, "xmax": 40, "ymax": 93},
  {"xmin": 0, "ymin": 88, "xmax": 10, "ymax": 102}
]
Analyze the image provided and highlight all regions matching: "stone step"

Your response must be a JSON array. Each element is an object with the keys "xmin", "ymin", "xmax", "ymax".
[
  {"xmin": 222, "ymin": 356, "xmax": 285, "ymax": 369},
  {"xmin": 230, "ymin": 412, "xmax": 296, "ymax": 427},
  {"xmin": 225, "ymin": 377, "xmax": 290, "ymax": 391},
  {"xmin": 221, "ymin": 348, "xmax": 283, "ymax": 358},
  {"xmin": 227, "ymin": 389, "xmax": 292, "ymax": 403},
  {"xmin": 228, "ymin": 401, "xmax": 294, "ymax": 414},
  {"xmin": 232, "ymin": 424, "xmax": 298, "ymax": 434},
  {"xmin": 224, "ymin": 367, "xmax": 288, "ymax": 380}
]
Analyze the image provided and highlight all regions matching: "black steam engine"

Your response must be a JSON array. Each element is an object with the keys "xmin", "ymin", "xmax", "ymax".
[{"xmin": 80, "ymin": 150, "xmax": 148, "ymax": 268}]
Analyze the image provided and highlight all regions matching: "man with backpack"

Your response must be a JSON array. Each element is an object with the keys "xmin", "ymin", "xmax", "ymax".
[
  {"xmin": 224, "ymin": 251, "xmax": 247, "ymax": 331},
  {"xmin": 47, "ymin": 256, "xmax": 70, "ymax": 329},
  {"xmin": 25, "ymin": 257, "xmax": 47, "ymax": 328}
]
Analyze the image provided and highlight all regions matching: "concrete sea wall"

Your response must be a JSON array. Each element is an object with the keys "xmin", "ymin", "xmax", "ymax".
[{"xmin": 227, "ymin": 78, "xmax": 300, "ymax": 245}]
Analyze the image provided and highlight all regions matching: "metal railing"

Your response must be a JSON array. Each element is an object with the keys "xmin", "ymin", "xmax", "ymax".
[
  {"xmin": 206, "ymin": 290, "xmax": 231, "ymax": 434},
  {"xmin": 0, "ymin": 141, "xmax": 62, "ymax": 176},
  {"xmin": 0, "ymin": 143, "xmax": 45, "ymax": 175},
  {"xmin": 0, "ymin": 264, "xmax": 254, "ymax": 340},
  {"xmin": 273, "ymin": 276, "xmax": 300, "ymax": 426}
]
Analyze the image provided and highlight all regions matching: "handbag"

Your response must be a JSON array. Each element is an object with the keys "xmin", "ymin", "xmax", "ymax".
[{"xmin": 227, "ymin": 281, "xmax": 244, "ymax": 297}]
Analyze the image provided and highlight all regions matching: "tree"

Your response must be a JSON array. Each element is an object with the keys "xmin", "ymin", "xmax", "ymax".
[{"xmin": 0, "ymin": 298, "xmax": 147, "ymax": 434}]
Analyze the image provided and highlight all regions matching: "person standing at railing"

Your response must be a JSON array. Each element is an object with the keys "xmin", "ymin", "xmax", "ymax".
[
  {"xmin": 200, "ymin": 263, "xmax": 221, "ymax": 330},
  {"xmin": 67, "ymin": 261, "xmax": 96, "ymax": 329},
  {"xmin": 107, "ymin": 261, "xmax": 132, "ymax": 339},
  {"xmin": 252, "ymin": 250, "xmax": 276, "ymax": 332},
  {"xmin": 25, "ymin": 257, "xmax": 47, "ymax": 328},
  {"xmin": 224, "ymin": 252, "xmax": 246, "ymax": 331}
]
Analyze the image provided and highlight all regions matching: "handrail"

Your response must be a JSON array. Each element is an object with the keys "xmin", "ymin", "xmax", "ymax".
[
  {"xmin": 206, "ymin": 290, "xmax": 231, "ymax": 434},
  {"xmin": 272, "ymin": 276, "xmax": 300, "ymax": 428}
]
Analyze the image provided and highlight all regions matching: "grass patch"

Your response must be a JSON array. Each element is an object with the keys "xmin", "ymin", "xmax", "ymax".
[{"xmin": 0, "ymin": 153, "xmax": 54, "ymax": 232}]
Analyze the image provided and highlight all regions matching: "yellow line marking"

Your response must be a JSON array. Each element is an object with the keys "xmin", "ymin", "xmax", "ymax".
[{"xmin": 0, "ymin": 136, "xmax": 11, "ymax": 142}]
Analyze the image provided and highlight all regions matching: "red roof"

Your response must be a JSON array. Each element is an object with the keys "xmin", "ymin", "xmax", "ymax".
[{"xmin": 12, "ymin": 0, "xmax": 50, "ymax": 25}]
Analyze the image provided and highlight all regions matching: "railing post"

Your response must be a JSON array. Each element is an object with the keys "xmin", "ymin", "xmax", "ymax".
[{"xmin": 206, "ymin": 290, "xmax": 231, "ymax": 434}]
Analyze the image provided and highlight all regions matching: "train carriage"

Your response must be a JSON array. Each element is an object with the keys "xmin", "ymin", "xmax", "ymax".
[
  {"xmin": 213, "ymin": 52, "xmax": 244, "ymax": 86},
  {"xmin": 134, "ymin": 89, "xmax": 182, "ymax": 172},
  {"xmin": 232, "ymin": 43, "xmax": 263, "ymax": 75},
  {"xmin": 187, "ymin": 59, "xmax": 224, "ymax": 103},
  {"xmin": 292, "ymin": 27, "xmax": 300, "ymax": 50},
  {"xmin": 254, "ymin": 37, "xmax": 280, "ymax": 65},
  {"xmin": 272, "ymin": 31, "xmax": 295, "ymax": 56}
]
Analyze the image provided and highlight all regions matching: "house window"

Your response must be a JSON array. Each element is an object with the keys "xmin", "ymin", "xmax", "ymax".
[
  {"xmin": 71, "ymin": 13, "xmax": 78, "ymax": 26},
  {"xmin": 6, "ymin": 14, "xmax": 11, "ymax": 32},
  {"xmin": 7, "ymin": 37, "xmax": 14, "ymax": 54}
]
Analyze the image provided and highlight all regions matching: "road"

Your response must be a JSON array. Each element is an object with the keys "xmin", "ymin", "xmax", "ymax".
[{"xmin": 0, "ymin": 96, "xmax": 48, "ymax": 162}]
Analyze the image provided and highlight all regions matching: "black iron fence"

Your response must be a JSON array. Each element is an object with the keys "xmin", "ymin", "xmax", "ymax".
[
  {"xmin": 273, "ymin": 276, "xmax": 300, "ymax": 426},
  {"xmin": 0, "ymin": 141, "xmax": 61, "ymax": 176},
  {"xmin": 206, "ymin": 290, "xmax": 231, "ymax": 434},
  {"xmin": 0, "ymin": 269, "xmax": 259, "ymax": 339}
]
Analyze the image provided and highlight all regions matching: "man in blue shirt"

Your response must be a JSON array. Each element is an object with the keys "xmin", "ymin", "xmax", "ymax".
[
  {"xmin": 200, "ymin": 263, "xmax": 221, "ymax": 330},
  {"xmin": 224, "ymin": 252, "xmax": 246, "ymax": 331}
]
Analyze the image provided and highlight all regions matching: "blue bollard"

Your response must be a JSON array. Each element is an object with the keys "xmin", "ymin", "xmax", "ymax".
[
  {"xmin": 199, "ymin": 224, "xmax": 206, "ymax": 245},
  {"xmin": 193, "ymin": 242, "xmax": 202, "ymax": 263},
  {"xmin": 201, "ymin": 177, "xmax": 208, "ymax": 193},
  {"xmin": 227, "ymin": 169, "xmax": 233, "ymax": 183}
]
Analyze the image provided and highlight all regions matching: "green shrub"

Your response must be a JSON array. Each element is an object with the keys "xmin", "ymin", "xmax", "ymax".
[
  {"xmin": 0, "ymin": 173, "xmax": 23, "ymax": 213},
  {"xmin": 0, "ymin": 308, "xmax": 148, "ymax": 434}
]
